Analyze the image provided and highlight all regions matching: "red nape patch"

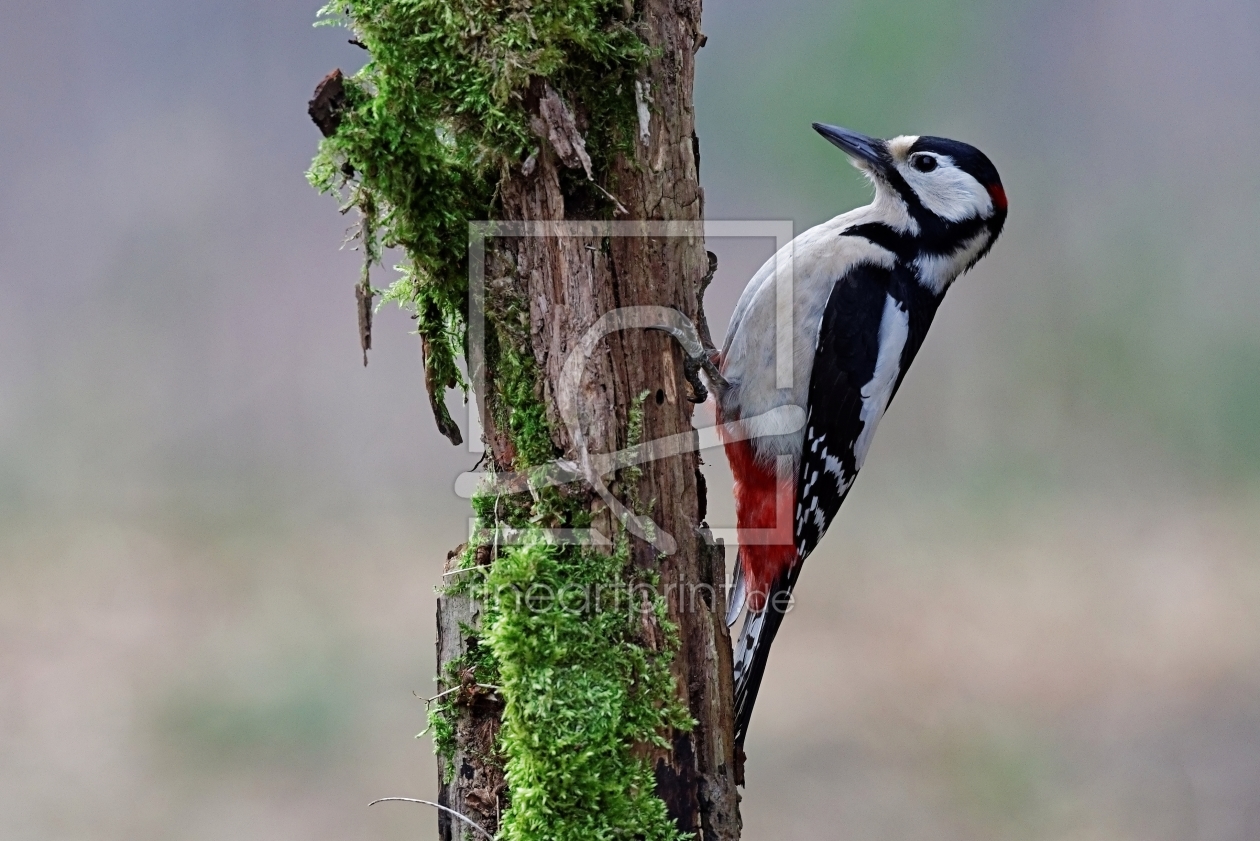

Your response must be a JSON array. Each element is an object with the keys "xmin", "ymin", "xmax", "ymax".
[
  {"xmin": 720, "ymin": 433, "xmax": 797, "ymax": 613},
  {"xmin": 988, "ymin": 183, "xmax": 1008, "ymax": 212}
]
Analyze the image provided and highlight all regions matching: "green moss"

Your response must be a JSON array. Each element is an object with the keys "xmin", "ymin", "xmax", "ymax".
[
  {"xmin": 424, "ymin": 693, "xmax": 458, "ymax": 779},
  {"xmin": 431, "ymin": 517, "xmax": 691, "ymax": 839},
  {"xmin": 308, "ymin": 0, "xmax": 649, "ymax": 390},
  {"xmin": 483, "ymin": 291, "xmax": 557, "ymax": 470},
  {"xmin": 429, "ymin": 393, "xmax": 691, "ymax": 839},
  {"xmin": 482, "ymin": 538, "xmax": 691, "ymax": 841}
]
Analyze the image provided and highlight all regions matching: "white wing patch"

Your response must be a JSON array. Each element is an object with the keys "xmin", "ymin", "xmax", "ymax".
[
  {"xmin": 853, "ymin": 294, "xmax": 910, "ymax": 467},
  {"xmin": 732, "ymin": 608, "xmax": 766, "ymax": 683}
]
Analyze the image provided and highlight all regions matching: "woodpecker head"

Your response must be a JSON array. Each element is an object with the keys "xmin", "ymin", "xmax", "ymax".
[{"xmin": 813, "ymin": 123, "xmax": 1007, "ymax": 293}]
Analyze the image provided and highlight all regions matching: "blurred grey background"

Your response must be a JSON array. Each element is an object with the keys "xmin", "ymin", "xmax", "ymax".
[{"xmin": 3, "ymin": 1, "xmax": 1260, "ymax": 839}]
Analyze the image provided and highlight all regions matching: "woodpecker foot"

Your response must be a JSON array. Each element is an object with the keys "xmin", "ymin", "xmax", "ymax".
[
  {"xmin": 682, "ymin": 348, "xmax": 727, "ymax": 404},
  {"xmin": 684, "ymin": 249, "xmax": 727, "ymax": 404},
  {"xmin": 645, "ymin": 299, "xmax": 728, "ymax": 404}
]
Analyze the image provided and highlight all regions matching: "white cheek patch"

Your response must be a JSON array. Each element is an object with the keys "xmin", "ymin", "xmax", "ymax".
[{"xmin": 900, "ymin": 156, "xmax": 994, "ymax": 223}]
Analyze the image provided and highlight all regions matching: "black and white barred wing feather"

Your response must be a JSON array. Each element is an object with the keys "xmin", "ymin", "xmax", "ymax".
[{"xmin": 793, "ymin": 262, "xmax": 894, "ymax": 559}]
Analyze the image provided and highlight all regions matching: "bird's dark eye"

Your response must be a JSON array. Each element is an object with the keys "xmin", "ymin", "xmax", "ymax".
[{"xmin": 912, "ymin": 155, "xmax": 938, "ymax": 173}]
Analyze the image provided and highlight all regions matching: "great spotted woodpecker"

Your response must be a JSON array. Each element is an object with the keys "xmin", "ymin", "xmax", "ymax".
[{"xmin": 717, "ymin": 124, "xmax": 1007, "ymax": 748}]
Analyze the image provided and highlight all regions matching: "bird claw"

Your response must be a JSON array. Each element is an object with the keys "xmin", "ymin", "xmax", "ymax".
[
  {"xmin": 683, "ymin": 354, "xmax": 709, "ymax": 404},
  {"xmin": 683, "ymin": 349, "xmax": 727, "ymax": 404},
  {"xmin": 654, "ymin": 251, "xmax": 726, "ymax": 405}
]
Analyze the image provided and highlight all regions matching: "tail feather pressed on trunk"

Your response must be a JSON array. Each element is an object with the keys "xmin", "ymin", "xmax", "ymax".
[{"xmin": 732, "ymin": 561, "xmax": 804, "ymax": 748}]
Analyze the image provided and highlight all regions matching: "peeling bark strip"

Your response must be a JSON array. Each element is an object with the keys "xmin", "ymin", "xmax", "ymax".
[
  {"xmin": 533, "ymin": 85, "xmax": 594, "ymax": 180},
  {"xmin": 356, "ymin": 267, "xmax": 373, "ymax": 367},
  {"xmin": 531, "ymin": 83, "xmax": 629, "ymax": 216},
  {"xmin": 433, "ymin": 0, "xmax": 739, "ymax": 837}
]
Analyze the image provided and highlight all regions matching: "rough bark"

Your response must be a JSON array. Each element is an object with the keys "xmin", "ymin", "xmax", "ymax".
[
  {"xmin": 436, "ymin": 546, "xmax": 506, "ymax": 838},
  {"xmin": 436, "ymin": 0, "xmax": 740, "ymax": 838}
]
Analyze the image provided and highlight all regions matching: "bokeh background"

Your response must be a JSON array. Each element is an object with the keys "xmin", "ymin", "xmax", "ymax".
[{"xmin": 4, "ymin": 1, "xmax": 1260, "ymax": 839}]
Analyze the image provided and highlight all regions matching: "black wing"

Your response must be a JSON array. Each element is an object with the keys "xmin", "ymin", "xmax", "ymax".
[{"xmin": 793, "ymin": 261, "xmax": 893, "ymax": 561}]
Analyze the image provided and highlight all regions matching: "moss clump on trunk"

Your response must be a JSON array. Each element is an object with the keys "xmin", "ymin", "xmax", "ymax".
[
  {"xmin": 429, "ymin": 393, "xmax": 693, "ymax": 839},
  {"xmin": 307, "ymin": 0, "xmax": 648, "ymax": 397},
  {"xmin": 482, "ymin": 538, "xmax": 691, "ymax": 841}
]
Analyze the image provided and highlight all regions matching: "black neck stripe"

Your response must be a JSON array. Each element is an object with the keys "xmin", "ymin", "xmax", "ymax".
[{"xmin": 842, "ymin": 214, "xmax": 991, "ymax": 259}]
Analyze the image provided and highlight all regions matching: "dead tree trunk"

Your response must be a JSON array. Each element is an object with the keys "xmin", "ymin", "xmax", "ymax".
[{"xmin": 435, "ymin": 1, "xmax": 740, "ymax": 839}]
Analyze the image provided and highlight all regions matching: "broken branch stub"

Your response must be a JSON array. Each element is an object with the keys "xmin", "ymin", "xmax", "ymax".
[{"xmin": 309, "ymin": 69, "xmax": 347, "ymax": 138}]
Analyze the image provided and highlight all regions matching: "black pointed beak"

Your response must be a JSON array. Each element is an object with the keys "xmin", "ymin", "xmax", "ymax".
[{"xmin": 812, "ymin": 123, "xmax": 889, "ymax": 174}]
